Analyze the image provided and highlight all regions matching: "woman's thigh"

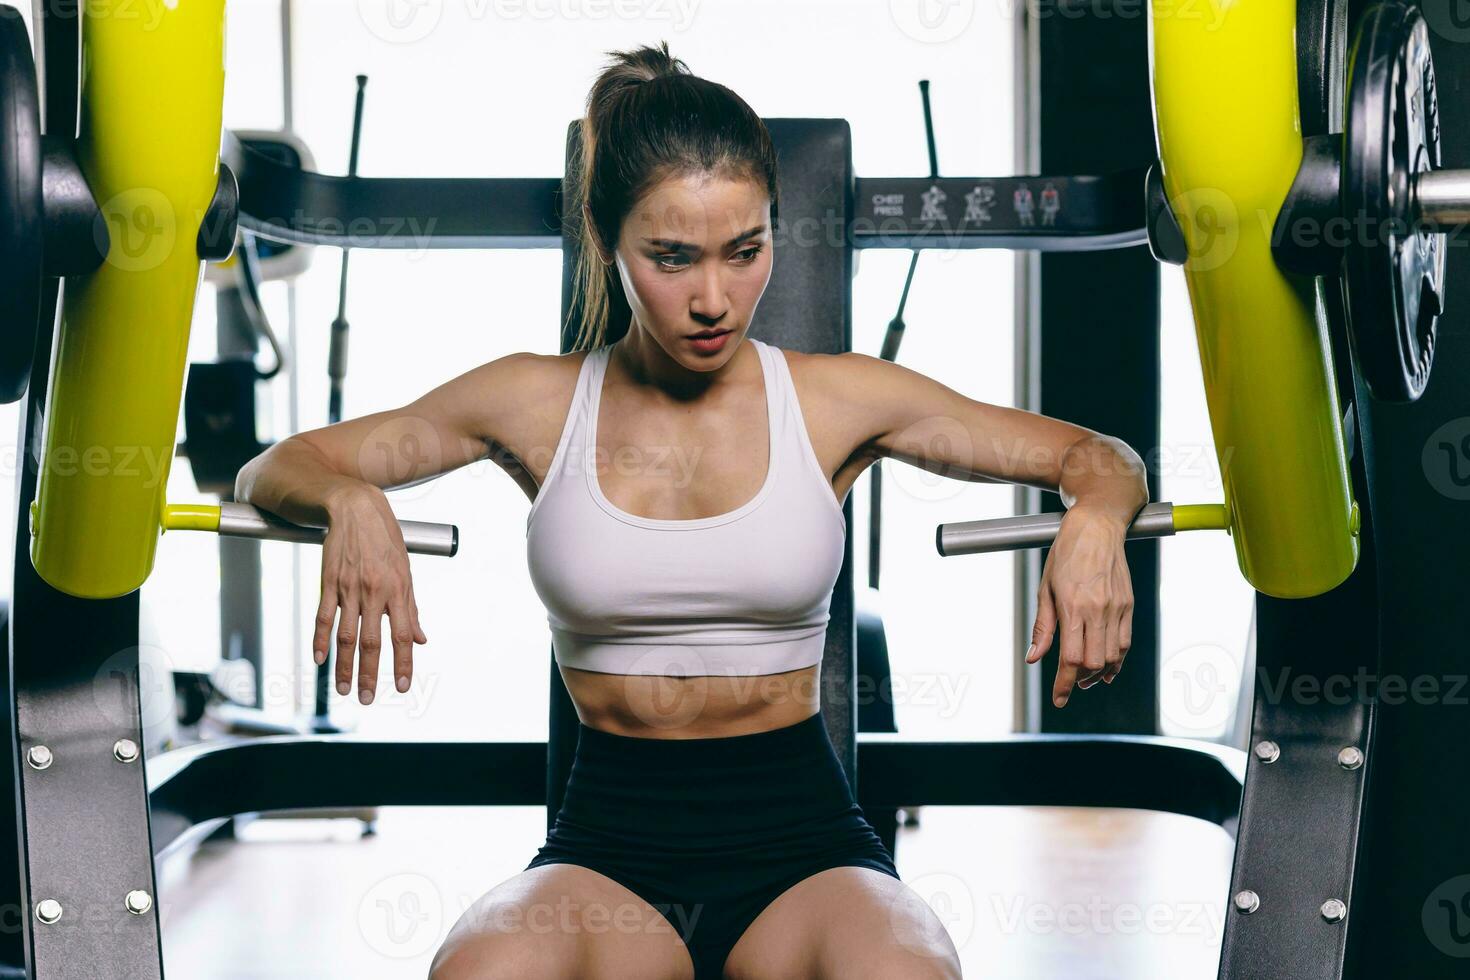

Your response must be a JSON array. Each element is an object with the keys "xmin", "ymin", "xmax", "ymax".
[
  {"xmin": 429, "ymin": 863, "xmax": 695, "ymax": 980},
  {"xmin": 723, "ymin": 866, "xmax": 962, "ymax": 980}
]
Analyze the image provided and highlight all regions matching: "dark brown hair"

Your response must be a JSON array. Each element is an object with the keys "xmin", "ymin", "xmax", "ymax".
[{"xmin": 567, "ymin": 41, "xmax": 779, "ymax": 351}]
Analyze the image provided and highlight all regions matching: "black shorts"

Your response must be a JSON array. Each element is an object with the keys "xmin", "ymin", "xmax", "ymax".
[{"xmin": 525, "ymin": 711, "xmax": 899, "ymax": 979}]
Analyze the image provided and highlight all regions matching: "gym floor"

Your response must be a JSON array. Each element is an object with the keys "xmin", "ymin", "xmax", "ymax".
[{"xmin": 157, "ymin": 805, "xmax": 1233, "ymax": 978}]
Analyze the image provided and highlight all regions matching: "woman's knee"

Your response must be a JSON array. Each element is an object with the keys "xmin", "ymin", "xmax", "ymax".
[
  {"xmin": 428, "ymin": 874, "xmax": 583, "ymax": 980},
  {"xmin": 429, "ymin": 928, "xmax": 582, "ymax": 980},
  {"xmin": 428, "ymin": 865, "xmax": 693, "ymax": 980},
  {"xmin": 859, "ymin": 950, "xmax": 963, "ymax": 980}
]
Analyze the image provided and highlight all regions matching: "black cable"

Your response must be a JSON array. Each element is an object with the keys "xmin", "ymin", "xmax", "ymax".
[
  {"xmin": 920, "ymin": 78, "xmax": 939, "ymax": 178},
  {"xmin": 869, "ymin": 79, "xmax": 937, "ymax": 591},
  {"xmin": 326, "ymin": 74, "xmax": 368, "ymax": 430}
]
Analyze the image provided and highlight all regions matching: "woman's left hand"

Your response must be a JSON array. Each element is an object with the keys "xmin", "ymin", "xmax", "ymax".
[{"xmin": 1024, "ymin": 506, "xmax": 1136, "ymax": 708}]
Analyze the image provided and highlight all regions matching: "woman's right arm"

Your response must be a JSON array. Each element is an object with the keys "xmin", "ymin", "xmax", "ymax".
[{"xmin": 233, "ymin": 350, "xmax": 555, "ymax": 705}]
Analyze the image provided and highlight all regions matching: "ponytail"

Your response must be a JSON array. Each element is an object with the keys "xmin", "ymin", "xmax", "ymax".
[{"xmin": 567, "ymin": 41, "xmax": 779, "ymax": 351}]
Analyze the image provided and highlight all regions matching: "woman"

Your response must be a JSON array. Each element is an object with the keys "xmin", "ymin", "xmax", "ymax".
[{"xmin": 236, "ymin": 42, "xmax": 1146, "ymax": 980}]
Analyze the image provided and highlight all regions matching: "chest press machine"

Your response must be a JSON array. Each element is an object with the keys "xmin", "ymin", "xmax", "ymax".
[{"xmin": 0, "ymin": 1, "xmax": 1466, "ymax": 977}]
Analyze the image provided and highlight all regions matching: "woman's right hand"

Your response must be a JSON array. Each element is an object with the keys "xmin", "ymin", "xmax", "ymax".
[{"xmin": 314, "ymin": 486, "xmax": 429, "ymax": 704}]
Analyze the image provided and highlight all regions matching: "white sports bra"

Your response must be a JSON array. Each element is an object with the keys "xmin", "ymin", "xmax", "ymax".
[{"xmin": 525, "ymin": 338, "xmax": 846, "ymax": 678}]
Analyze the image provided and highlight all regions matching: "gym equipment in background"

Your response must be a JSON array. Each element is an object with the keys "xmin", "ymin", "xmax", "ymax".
[
  {"xmin": 859, "ymin": 78, "xmax": 939, "ymax": 839},
  {"xmin": 0, "ymin": 7, "xmax": 454, "ymax": 601},
  {"xmin": 0, "ymin": 0, "xmax": 1465, "ymax": 976},
  {"xmin": 942, "ymin": 1, "xmax": 1462, "ymax": 601},
  {"xmin": 159, "ymin": 502, "xmax": 457, "ymax": 556},
  {"xmin": 0, "ymin": 8, "xmax": 102, "ymax": 405},
  {"xmin": 1151, "ymin": 0, "xmax": 1358, "ymax": 599},
  {"xmin": 174, "ymin": 119, "xmax": 381, "ymax": 832},
  {"xmin": 181, "ymin": 133, "xmax": 314, "ymax": 492},
  {"xmin": 937, "ymin": 502, "xmax": 1231, "ymax": 556},
  {"xmin": 1275, "ymin": 1, "xmax": 1451, "ymax": 404},
  {"xmin": 21, "ymin": 0, "xmax": 232, "ymax": 600},
  {"xmin": 936, "ymin": 5, "xmax": 1466, "ymax": 978}
]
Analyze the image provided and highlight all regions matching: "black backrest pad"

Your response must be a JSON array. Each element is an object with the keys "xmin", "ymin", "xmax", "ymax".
[{"xmin": 547, "ymin": 120, "xmax": 856, "ymax": 824}]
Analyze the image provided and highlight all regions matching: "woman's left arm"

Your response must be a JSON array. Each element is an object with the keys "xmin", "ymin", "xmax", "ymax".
[{"xmin": 828, "ymin": 353, "xmax": 1149, "ymax": 709}]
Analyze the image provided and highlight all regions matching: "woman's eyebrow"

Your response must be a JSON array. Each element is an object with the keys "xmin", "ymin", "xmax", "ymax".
[{"xmin": 643, "ymin": 224, "xmax": 768, "ymax": 251}]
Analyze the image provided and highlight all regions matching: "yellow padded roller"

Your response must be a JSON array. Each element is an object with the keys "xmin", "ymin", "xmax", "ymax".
[
  {"xmin": 1149, "ymin": 0, "xmax": 1359, "ymax": 598},
  {"xmin": 29, "ymin": 0, "xmax": 226, "ymax": 598}
]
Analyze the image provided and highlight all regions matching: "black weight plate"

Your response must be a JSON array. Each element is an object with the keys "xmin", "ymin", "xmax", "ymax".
[
  {"xmin": 0, "ymin": 6, "xmax": 41, "ymax": 405},
  {"xmin": 1344, "ymin": 1, "xmax": 1444, "ymax": 403}
]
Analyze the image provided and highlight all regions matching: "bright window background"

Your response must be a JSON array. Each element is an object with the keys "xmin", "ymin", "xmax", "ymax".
[
  {"xmin": 1157, "ymin": 267, "xmax": 1256, "ymax": 741},
  {"xmin": 134, "ymin": 0, "xmax": 1019, "ymax": 743}
]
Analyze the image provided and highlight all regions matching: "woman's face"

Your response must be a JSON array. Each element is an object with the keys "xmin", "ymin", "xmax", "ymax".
[{"xmin": 610, "ymin": 171, "xmax": 773, "ymax": 371}]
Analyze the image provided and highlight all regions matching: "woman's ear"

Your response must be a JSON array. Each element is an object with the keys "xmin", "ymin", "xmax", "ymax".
[{"xmin": 581, "ymin": 203, "xmax": 614, "ymax": 266}]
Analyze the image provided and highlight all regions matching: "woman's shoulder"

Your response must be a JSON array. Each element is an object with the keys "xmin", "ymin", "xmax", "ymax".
[
  {"xmin": 474, "ymin": 348, "xmax": 595, "ymax": 435},
  {"xmin": 546, "ymin": 346, "xmax": 599, "ymax": 368},
  {"xmin": 512, "ymin": 347, "xmax": 597, "ymax": 387},
  {"xmin": 513, "ymin": 351, "xmax": 600, "ymax": 424},
  {"xmin": 476, "ymin": 348, "xmax": 598, "ymax": 488},
  {"xmin": 763, "ymin": 342, "xmax": 867, "ymax": 391}
]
